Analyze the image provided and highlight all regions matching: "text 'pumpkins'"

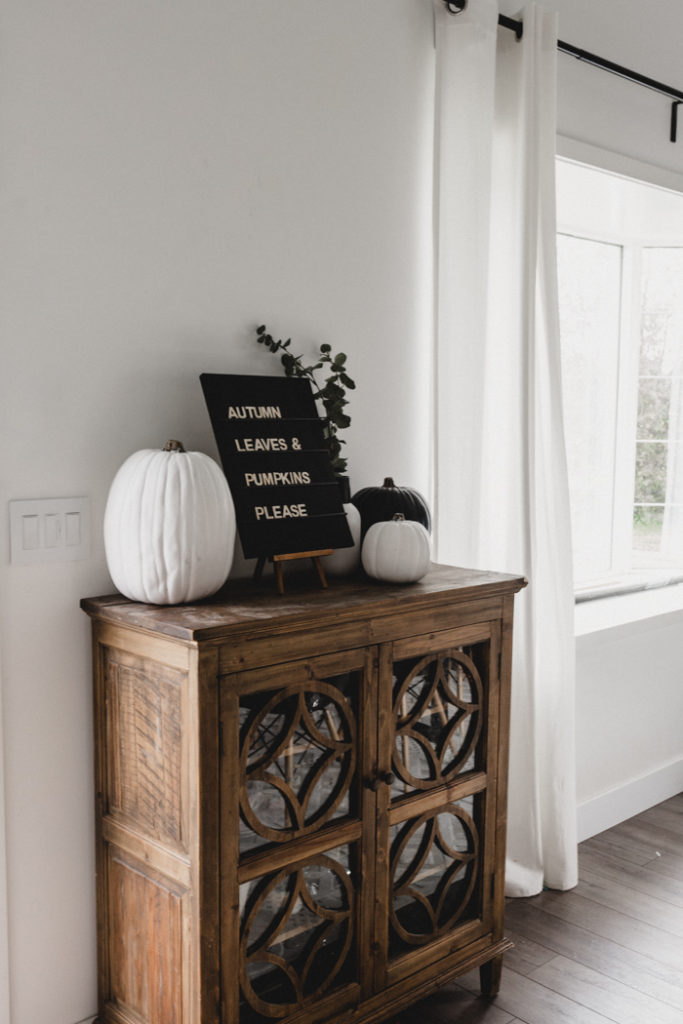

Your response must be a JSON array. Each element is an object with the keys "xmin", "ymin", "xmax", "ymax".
[{"xmin": 104, "ymin": 440, "xmax": 236, "ymax": 605}]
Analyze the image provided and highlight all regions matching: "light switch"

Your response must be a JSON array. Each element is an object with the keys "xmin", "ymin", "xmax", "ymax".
[
  {"xmin": 44, "ymin": 513, "xmax": 62, "ymax": 548},
  {"xmin": 65, "ymin": 511, "xmax": 81, "ymax": 547},
  {"xmin": 21, "ymin": 514, "xmax": 40, "ymax": 550},
  {"xmin": 10, "ymin": 498, "xmax": 90, "ymax": 564}
]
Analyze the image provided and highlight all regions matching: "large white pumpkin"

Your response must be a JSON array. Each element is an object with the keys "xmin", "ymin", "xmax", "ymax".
[
  {"xmin": 104, "ymin": 440, "xmax": 236, "ymax": 605},
  {"xmin": 361, "ymin": 513, "xmax": 431, "ymax": 584}
]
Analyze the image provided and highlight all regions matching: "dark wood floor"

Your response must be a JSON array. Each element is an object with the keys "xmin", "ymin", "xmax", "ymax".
[{"xmin": 399, "ymin": 793, "xmax": 683, "ymax": 1024}]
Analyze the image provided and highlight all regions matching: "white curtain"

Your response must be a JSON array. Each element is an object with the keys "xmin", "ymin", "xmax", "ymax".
[{"xmin": 433, "ymin": 0, "xmax": 577, "ymax": 895}]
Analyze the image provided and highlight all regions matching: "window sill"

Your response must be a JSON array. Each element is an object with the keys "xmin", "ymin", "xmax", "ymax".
[{"xmin": 575, "ymin": 575, "xmax": 683, "ymax": 636}]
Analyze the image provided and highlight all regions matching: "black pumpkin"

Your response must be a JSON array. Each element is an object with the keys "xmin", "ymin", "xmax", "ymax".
[{"xmin": 351, "ymin": 477, "xmax": 431, "ymax": 540}]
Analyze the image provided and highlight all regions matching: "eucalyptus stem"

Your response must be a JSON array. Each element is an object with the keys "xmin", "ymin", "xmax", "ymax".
[{"xmin": 254, "ymin": 324, "xmax": 355, "ymax": 475}]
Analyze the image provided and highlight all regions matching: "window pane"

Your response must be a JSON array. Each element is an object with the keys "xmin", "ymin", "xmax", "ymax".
[
  {"xmin": 640, "ymin": 249, "xmax": 683, "ymax": 378},
  {"xmin": 634, "ymin": 248, "xmax": 683, "ymax": 567},
  {"xmin": 634, "ymin": 442, "xmax": 667, "ymax": 503},
  {"xmin": 557, "ymin": 234, "xmax": 622, "ymax": 583},
  {"xmin": 636, "ymin": 379, "xmax": 671, "ymax": 440},
  {"xmin": 633, "ymin": 506, "xmax": 664, "ymax": 555}
]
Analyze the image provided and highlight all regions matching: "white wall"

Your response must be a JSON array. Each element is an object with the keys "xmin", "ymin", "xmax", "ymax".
[
  {"xmin": 0, "ymin": 3, "xmax": 435, "ymax": 1021},
  {"xmin": 0, "ymin": 657, "xmax": 9, "ymax": 1024},
  {"xmin": 576, "ymin": 611, "xmax": 683, "ymax": 839}
]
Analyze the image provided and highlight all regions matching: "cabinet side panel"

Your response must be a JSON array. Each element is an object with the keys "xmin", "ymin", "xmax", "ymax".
[
  {"xmin": 108, "ymin": 849, "xmax": 187, "ymax": 1024},
  {"xmin": 104, "ymin": 647, "xmax": 187, "ymax": 850}
]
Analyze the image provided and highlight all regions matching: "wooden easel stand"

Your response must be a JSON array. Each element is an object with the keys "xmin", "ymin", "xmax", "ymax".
[{"xmin": 253, "ymin": 548, "xmax": 333, "ymax": 594}]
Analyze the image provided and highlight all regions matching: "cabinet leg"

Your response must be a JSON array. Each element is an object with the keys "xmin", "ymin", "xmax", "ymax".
[{"xmin": 479, "ymin": 954, "xmax": 503, "ymax": 997}]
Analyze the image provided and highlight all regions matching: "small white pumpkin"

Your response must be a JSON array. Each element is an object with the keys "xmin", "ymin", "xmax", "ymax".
[
  {"xmin": 104, "ymin": 439, "xmax": 235, "ymax": 605},
  {"xmin": 323, "ymin": 502, "xmax": 362, "ymax": 576},
  {"xmin": 361, "ymin": 513, "xmax": 431, "ymax": 584}
]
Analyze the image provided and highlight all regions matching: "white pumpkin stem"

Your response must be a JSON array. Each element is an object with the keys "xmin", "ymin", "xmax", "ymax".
[
  {"xmin": 392, "ymin": 513, "xmax": 406, "ymax": 521},
  {"xmin": 163, "ymin": 440, "xmax": 186, "ymax": 452}
]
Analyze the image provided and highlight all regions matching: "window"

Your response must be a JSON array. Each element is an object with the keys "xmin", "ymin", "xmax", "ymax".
[{"xmin": 557, "ymin": 160, "xmax": 683, "ymax": 593}]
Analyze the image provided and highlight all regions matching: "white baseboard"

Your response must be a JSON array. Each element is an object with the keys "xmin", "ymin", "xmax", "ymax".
[{"xmin": 577, "ymin": 759, "xmax": 683, "ymax": 842}]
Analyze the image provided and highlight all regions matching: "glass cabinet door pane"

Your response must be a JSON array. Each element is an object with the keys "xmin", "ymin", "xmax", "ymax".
[
  {"xmin": 389, "ymin": 796, "xmax": 482, "ymax": 956},
  {"xmin": 239, "ymin": 844, "xmax": 356, "ymax": 1022},
  {"xmin": 390, "ymin": 648, "xmax": 485, "ymax": 798},
  {"xmin": 239, "ymin": 671, "xmax": 359, "ymax": 853}
]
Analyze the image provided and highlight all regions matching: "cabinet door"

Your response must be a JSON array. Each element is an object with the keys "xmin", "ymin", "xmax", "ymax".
[
  {"xmin": 373, "ymin": 622, "xmax": 502, "ymax": 991},
  {"xmin": 220, "ymin": 648, "xmax": 377, "ymax": 1024}
]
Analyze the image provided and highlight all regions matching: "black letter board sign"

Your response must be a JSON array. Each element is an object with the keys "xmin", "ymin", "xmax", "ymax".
[{"xmin": 200, "ymin": 373, "xmax": 353, "ymax": 559}]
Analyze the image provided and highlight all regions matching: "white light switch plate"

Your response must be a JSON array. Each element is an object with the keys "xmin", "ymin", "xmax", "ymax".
[{"xmin": 10, "ymin": 498, "xmax": 90, "ymax": 564}]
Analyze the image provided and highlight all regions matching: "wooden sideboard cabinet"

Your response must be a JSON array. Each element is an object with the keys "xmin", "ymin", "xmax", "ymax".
[{"xmin": 82, "ymin": 563, "xmax": 526, "ymax": 1024}]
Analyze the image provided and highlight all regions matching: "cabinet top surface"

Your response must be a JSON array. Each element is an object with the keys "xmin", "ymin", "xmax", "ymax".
[{"xmin": 81, "ymin": 563, "xmax": 526, "ymax": 643}]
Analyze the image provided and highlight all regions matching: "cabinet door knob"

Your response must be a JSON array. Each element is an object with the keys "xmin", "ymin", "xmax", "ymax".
[{"xmin": 364, "ymin": 771, "xmax": 395, "ymax": 791}]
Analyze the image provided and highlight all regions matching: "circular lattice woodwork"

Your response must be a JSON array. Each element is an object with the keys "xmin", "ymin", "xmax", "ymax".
[
  {"xmin": 390, "ymin": 804, "xmax": 479, "ymax": 947},
  {"xmin": 240, "ymin": 853, "xmax": 355, "ymax": 1017},
  {"xmin": 240, "ymin": 681, "xmax": 356, "ymax": 843},
  {"xmin": 392, "ymin": 650, "xmax": 483, "ymax": 790}
]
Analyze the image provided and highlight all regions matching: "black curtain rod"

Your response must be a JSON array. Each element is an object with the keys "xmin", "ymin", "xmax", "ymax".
[
  {"xmin": 447, "ymin": 6, "xmax": 683, "ymax": 140},
  {"xmin": 497, "ymin": 12, "xmax": 683, "ymax": 142},
  {"xmin": 498, "ymin": 14, "xmax": 523, "ymax": 40}
]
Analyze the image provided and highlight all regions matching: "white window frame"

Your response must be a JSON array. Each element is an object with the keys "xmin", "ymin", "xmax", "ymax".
[
  {"xmin": 558, "ymin": 220, "xmax": 683, "ymax": 596},
  {"xmin": 557, "ymin": 143, "xmax": 683, "ymax": 629}
]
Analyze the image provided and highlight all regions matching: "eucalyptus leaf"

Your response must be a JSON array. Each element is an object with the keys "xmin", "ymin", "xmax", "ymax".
[{"xmin": 252, "ymin": 323, "xmax": 354, "ymax": 474}]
